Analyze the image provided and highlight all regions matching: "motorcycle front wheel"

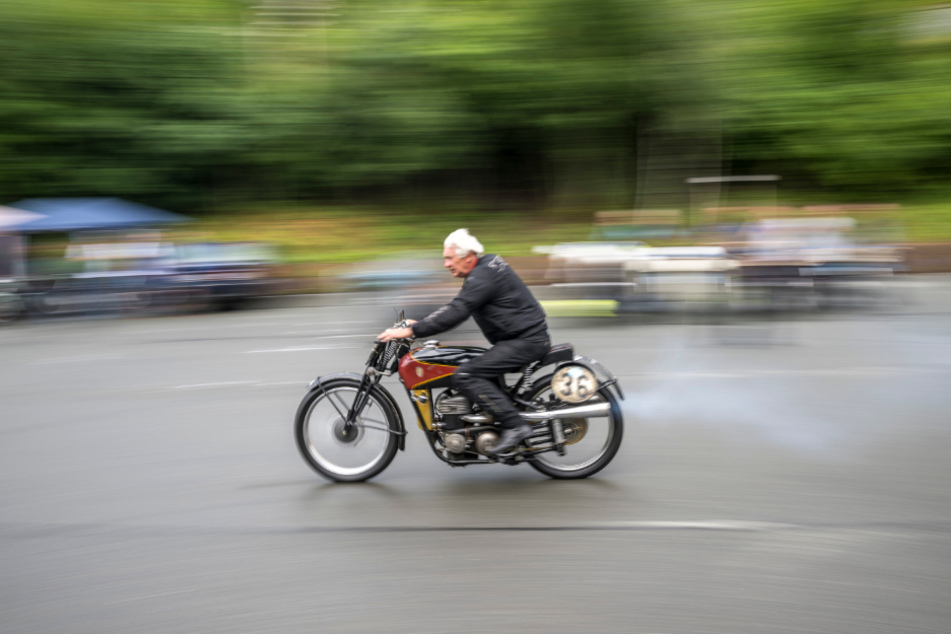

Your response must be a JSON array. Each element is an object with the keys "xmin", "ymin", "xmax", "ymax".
[
  {"xmin": 294, "ymin": 378, "xmax": 400, "ymax": 482},
  {"xmin": 526, "ymin": 380, "xmax": 623, "ymax": 480}
]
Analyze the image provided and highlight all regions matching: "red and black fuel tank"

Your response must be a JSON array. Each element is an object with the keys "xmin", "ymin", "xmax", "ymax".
[{"xmin": 398, "ymin": 345, "xmax": 487, "ymax": 389}]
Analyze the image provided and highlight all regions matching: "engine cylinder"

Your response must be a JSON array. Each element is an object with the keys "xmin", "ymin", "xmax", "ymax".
[{"xmin": 435, "ymin": 393, "xmax": 471, "ymax": 430}]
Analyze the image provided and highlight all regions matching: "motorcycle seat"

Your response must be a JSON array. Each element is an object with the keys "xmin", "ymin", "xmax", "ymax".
[{"xmin": 540, "ymin": 343, "xmax": 573, "ymax": 366}]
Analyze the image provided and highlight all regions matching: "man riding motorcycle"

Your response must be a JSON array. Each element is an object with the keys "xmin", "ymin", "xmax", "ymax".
[{"xmin": 377, "ymin": 228, "xmax": 551, "ymax": 456}]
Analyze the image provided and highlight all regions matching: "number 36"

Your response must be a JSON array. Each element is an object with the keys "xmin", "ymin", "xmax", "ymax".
[{"xmin": 551, "ymin": 366, "xmax": 597, "ymax": 403}]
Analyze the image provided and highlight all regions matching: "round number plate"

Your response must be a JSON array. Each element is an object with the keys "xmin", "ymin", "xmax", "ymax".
[{"xmin": 551, "ymin": 365, "xmax": 598, "ymax": 403}]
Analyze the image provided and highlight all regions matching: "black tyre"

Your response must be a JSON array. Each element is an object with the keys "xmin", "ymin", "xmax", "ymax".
[
  {"xmin": 295, "ymin": 378, "xmax": 400, "ymax": 482},
  {"xmin": 526, "ymin": 377, "xmax": 623, "ymax": 480}
]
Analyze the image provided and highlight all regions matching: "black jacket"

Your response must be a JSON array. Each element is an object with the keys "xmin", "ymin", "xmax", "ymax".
[{"xmin": 410, "ymin": 254, "xmax": 548, "ymax": 345}]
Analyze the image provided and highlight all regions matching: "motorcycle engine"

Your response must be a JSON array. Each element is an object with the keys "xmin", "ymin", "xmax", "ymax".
[
  {"xmin": 440, "ymin": 429, "xmax": 500, "ymax": 456},
  {"xmin": 434, "ymin": 391, "xmax": 471, "ymax": 430},
  {"xmin": 434, "ymin": 390, "xmax": 501, "ymax": 456},
  {"xmin": 434, "ymin": 391, "xmax": 472, "ymax": 455}
]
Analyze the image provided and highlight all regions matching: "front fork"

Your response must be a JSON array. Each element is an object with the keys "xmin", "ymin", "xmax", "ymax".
[
  {"xmin": 312, "ymin": 369, "xmax": 380, "ymax": 427},
  {"xmin": 345, "ymin": 369, "xmax": 382, "ymax": 425}
]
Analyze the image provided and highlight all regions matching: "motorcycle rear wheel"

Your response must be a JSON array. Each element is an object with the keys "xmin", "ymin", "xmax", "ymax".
[
  {"xmin": 295, "ymin": 378, "xmax": 400, "ymax": 482},
  {"xmin": 525, "ymin": 381, "xmax": 623, "ymax": 480}
]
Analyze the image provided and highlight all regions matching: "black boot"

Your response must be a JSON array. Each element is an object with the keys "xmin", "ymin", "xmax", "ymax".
[{"xmin": 487, "ymin": 423, "xmax": 533, "ymax": 457}]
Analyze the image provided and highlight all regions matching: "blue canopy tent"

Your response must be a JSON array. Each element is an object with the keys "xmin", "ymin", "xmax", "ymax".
[
  {"xmin": 0, "ymin": 206, "xmax": 44, "ymax": 280},
  {"xmin": 6, "ymin": 198, "xmax": 191, "ymax": 232},
  {"xmin": 2, "ymin": 198, "xmax": 192, "ymax": 288}
]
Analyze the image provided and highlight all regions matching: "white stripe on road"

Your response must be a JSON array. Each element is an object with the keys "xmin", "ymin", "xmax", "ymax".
[
  {"xmin": 170, "ymin": 364, "xmax": 939, "ymax": 390},
  {"xmin": 135, "ymin": 321, "xmax": 280, "ymax": 334},
  {"xmin": 290, "ymin": 520, "xmax": 806, "ymax": 533},
  {"xmin": 615, "ymin": 365, "xmax": 940, "ymax": 381},
  {"xmin": 292, "ymin": 321, "xmax": 374, "ymax": 327},
  {"xmin": 595, "ymin": 520, "xmax": 797, "ymax": 531},
  {"xmin": 32, "ymin": 354, "xmax": 126, "ymax": 365},
  {"xmin": 242, "ymin": 344, "xmax": 362, "ymax": 354},
  {"xmin": 242, "ymin": 334, "xmax": 377, "ymax": 353},
  {"xmin": 172, "ymin": 380, "xmax": 258, "ymax": 389},
  {"xmin": 172, "ymin": 380, "xmax": 309, "ymax": 390}
]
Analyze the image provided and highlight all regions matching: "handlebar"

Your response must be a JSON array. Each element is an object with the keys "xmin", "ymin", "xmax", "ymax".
[{"xmin": 377, "ymin": 318, "xmax": 416, "ymax": 342}]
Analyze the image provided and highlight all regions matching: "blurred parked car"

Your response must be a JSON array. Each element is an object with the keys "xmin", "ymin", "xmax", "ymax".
[
  {"xmin": 532, "ymin": 241, "xmax": 737, "ymax": 311},
  {"xmin": 0, "ymin": 279, "xmax": 25, "ymax": 322},
  {"xmin": 620, "ymin": 246, "xmax": 739, "ymax": 312},
  {"xmin": 165, "ymin": 242, "xmax": 280, "ymax": 311},
  {"xmin": 338, "ymin": 250, "xmax": 456, "ymax": 323},
  {"xmin": 733, "ymin": 217, "xmax": 904, "ymax": 310},
  {"xmin": 21, "ymin": 234, "xmax": 172, "ymax": 317}
]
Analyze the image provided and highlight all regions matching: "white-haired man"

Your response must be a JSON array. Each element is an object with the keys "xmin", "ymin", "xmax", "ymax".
[{"xmin": 377, "ymin": 228, "xmax": 550, "ymax": 456}]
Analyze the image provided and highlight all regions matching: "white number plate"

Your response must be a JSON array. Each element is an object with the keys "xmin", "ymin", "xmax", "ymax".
[{"xmin": 551, "ymin": 365, "xmax": 597, "ymax": 403}]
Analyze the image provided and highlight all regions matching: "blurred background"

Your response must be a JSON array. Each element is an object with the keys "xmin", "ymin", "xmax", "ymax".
[
  {"xmin": 3, "ymin": 1, "xmax": 951, "ymax": 633},
  {"xmin": 1, "ymin": 0, "xmax": 950, "ymax": 315}
]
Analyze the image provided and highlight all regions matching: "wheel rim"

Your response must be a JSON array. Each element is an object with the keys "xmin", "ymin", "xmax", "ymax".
[
  {"xmin": 302, "ymin": 387, "xmax": 392, "ymax": 477},
  {"xmin": 530, "ymin": 388, "xmax": 615, "ymax": 472}
]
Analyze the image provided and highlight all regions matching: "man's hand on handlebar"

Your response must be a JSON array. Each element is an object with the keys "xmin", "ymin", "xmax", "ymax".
[{"xmin": 376, "ymin": 319, "xmax": 416, "ymax": 342}]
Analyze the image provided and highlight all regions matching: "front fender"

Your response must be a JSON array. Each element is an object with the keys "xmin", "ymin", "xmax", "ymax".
[
  {"xmin": 306, "ymin": 372, "xmax": 408, "ymax": 451},
  {"xmin": 307, "ymin": 371, "xmax": 362, "ymax": 391}
]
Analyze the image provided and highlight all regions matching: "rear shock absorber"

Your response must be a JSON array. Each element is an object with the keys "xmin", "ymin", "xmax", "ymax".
[{"xmin": 551, "ymin": 420, "xmax": 566, "ymax": 455}]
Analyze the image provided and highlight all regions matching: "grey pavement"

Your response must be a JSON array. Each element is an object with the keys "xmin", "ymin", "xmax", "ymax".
[{"xmin": 2, "ymin": 277, "xmax": 951, "ymax": 633}]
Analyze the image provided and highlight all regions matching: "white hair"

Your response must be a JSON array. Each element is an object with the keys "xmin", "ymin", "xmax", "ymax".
[{"xmin": 444, "ymin": 228, "xmax": 484, "ymax": 258}]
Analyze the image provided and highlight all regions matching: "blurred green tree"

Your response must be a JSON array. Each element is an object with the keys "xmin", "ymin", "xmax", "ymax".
[
  {"xmin": 0, "ymin": 0, "xmax": 247, "ymax": 210},
  {"xmin": 716, "ymin": 0, "xmax": 951, "ymax": 196},
  {"xmin": 1, "ymin": 0, "xmax": 949, "ymax": 213}
]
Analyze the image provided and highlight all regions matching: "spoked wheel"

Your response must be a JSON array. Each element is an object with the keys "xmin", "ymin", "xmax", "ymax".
[
  {"xmin": 295, "ymin": 378, "xmax": 400, "ymax": 482},
  {"xmin": 526, "ymin": 380, "xmax": 623, "ymax": 479}
]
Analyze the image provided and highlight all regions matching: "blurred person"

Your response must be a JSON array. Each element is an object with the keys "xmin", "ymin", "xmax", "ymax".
[{"xmin": 377, "ymin": 229, "xmax": 550, "ymax": 456}]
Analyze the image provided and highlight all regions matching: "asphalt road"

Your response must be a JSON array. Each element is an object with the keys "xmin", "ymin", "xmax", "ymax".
[{"xmin": 2, "ymin": 278, "xmax": 951, "ymax": 633}]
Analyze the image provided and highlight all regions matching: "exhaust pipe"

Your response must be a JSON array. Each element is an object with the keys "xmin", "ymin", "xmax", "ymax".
[{"xmin": 520, "ymin": 401, "xmax": 611, "ymax": 422}]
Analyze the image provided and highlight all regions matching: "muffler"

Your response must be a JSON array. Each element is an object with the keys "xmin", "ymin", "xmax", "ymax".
[{"xmin": 520, "ymin": 401, "xmax": 611, "ymax": 422}]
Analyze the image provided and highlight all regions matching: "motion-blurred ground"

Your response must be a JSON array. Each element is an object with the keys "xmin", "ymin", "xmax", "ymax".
[{"xmin": 1, "ymin": 275, "xmax": 950, "ymax": 633}]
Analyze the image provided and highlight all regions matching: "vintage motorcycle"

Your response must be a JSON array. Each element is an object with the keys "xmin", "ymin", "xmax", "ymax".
[{"xmin": 294, "ymin": 313, "xmax": 624, "ymax": 482}]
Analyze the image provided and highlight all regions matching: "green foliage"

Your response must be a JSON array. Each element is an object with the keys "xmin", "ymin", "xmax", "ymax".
[
  {"xmin": 0, "ymin": 0, "xmax": 245, "ymax": 208},
  {"xmin": 715, "ymin": 0, "xmax": 951, "ymax": 193},
  {"xmin": 1, "ymin": 0, "xmax": 951, "ymax": 216}
]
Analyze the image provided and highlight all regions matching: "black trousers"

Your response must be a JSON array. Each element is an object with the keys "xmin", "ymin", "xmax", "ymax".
[{"xmin": 451, "ymin": 337, "xmax": 551, "ymax": 430}]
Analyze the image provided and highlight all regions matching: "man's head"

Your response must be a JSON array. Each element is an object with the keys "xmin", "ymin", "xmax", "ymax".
[{"xmin": 443, "ymin": 228, "xmax": 484, "ymax": 278}]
